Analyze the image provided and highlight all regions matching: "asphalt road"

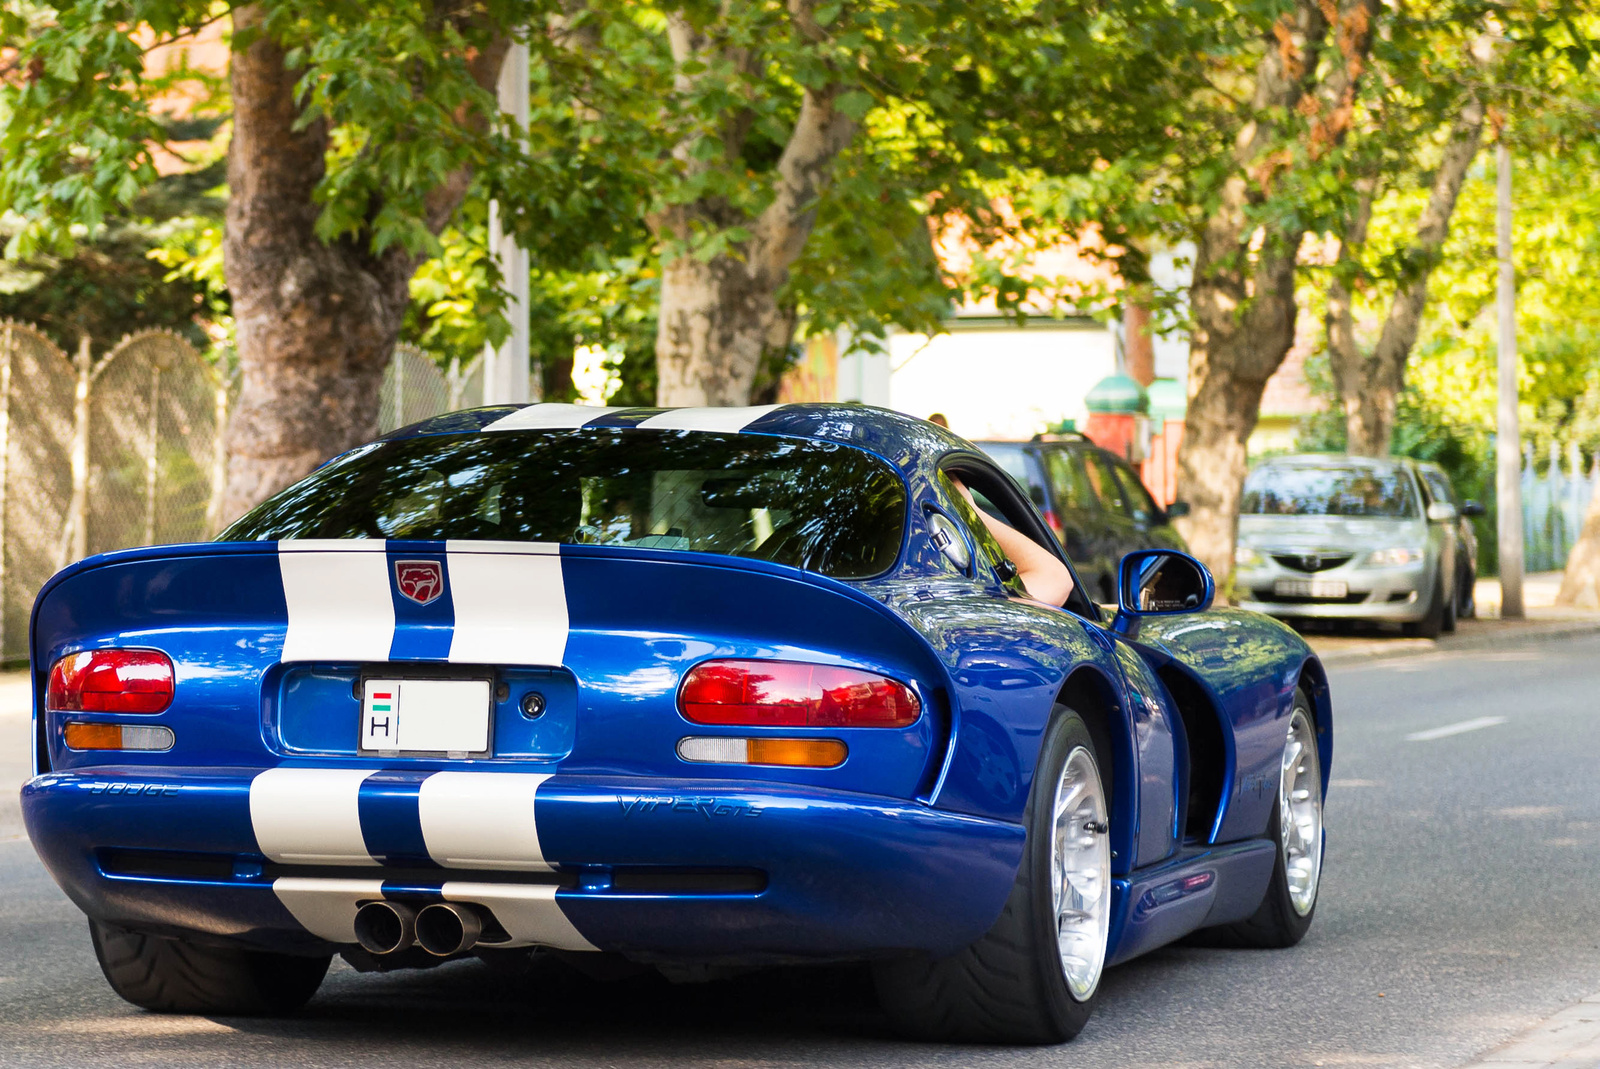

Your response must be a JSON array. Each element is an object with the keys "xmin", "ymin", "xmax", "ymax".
[{"xmin": 3, "ymin": 635, "xmax": 1599, "ymax": 1068}]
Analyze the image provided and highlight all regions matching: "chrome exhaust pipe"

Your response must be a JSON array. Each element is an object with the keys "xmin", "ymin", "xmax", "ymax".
[
  {"xmin": 415, "ymin": 902, "xmax": 484, "ymax": 956},
  {"xmin": 353, "ymin": 900, "xmax": 418, "ymax": 955}
]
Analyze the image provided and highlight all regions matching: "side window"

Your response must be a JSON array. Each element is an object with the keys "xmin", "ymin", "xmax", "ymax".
[
  {"xmin": 1424, "ymin": 471, "xmax": 1456, "ymax": 506},
  {"xmin": 1083, "ymin": 452, "xmax": 1130, "ymax": 517},
  {"xmin": 936, "ymin": 470, "xmax": 1028, "ymax": 597},
  {"xmin": 1044, "ymin": 450, "xmax": 1097, "ymax": 512},
  {"xmin": 1111, "ymin": 463, "xmax": 1159, "ymax": 524}
]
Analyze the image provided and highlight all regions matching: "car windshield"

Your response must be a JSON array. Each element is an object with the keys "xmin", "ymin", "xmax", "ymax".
[
  {"xmin": 221, "ymin": 429, "xmax": 908, "ymax": 579},
  {"xmin": 1241, "ymin": 464, "xmax": 1418, "ymax": 518}
]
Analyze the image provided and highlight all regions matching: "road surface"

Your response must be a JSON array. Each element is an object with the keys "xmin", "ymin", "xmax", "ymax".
[{"xmin": 3, "ymin": 634, "xmax": 1598, "ymax": 1067}]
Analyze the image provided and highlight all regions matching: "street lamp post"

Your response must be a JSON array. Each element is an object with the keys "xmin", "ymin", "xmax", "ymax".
[
  {"xmin": 1496, "ymin": 139, "xmax": 1524, "ymax": 619},
  {"xmin": 484, "ymin": 42, "xmax": 533, "ymax": 406}
]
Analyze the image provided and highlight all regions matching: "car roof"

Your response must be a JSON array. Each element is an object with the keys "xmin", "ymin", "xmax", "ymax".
[
  {"xmin": 382, "ymin": 401, "xmax": 968, "ymax": 477},
  {"xmin": 1253, "ymin": 453, "xmax": 1413, "ymax": 472}
]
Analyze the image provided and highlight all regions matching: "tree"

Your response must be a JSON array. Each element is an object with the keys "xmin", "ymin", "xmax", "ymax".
[
  {"xmin": 1325, "ymin": 92, "xmax": 1486, "ymax": 457},
  {"xmin": 1167, "ymin": 0, "xmax": 1380, "ymax": 577},
  {"xmin": 1, "ymin": 2, "xmax": 621, "ymax": 518}
]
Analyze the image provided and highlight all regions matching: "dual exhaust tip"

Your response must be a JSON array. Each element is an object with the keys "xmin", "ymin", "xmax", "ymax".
[{"xmin": 354, "ymin": 900, "xmax": 483, "ymax": 957}]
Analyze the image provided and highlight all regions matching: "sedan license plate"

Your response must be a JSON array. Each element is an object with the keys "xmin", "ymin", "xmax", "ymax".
[
  {"xmin": 360, "ymin": 678, "xmax": 491, "ymax": 755},
  {"xmin": 1274, "ymin": 578, "xmax": 1348, "ymax": 600}
]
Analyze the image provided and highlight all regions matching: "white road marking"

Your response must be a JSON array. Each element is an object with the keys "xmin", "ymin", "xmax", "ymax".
[
  {"xmin": 482, "ymin": 404, "xmax": 623, "ymax": 431},
  {"xmin": 1404, "ymin": 716, "xmax": 1508, "ymax": 742},
  {"xmin": 445, "ymin": 541, "xmax": 567, "ymax": 666},
  {"xmin": 250, "ymin": 767, "xmax": 378, "ymax": 865},
  {"xmin": 278, "ymin": 540, "xmax": 394, "ymax": 663},
  {"xmin": 418, "ymin": 771, "xmax": 554, "ymax": 871}
]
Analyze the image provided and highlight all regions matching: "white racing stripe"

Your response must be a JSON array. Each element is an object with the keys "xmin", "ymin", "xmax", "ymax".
[
  {"xmin": 443, "ymin": 882, "xmax": 595, "ymax": 951},
  {"xmin": 634, "ymin": 405, "xmax": 781, "ymax": 433},
  {"xmin": 483, "ymin": 404, "xmax": 624, "ymax": 431},
  {"xmin": 418, "ymin": 771, "xmax": 553, "ymax": 871},
  {"xmin": 272, "ymin": 877, "xmax": 386, "ymax": 943},
  {"xmin": 445, "ymin": 541, "xmax": 568, "ymax": 666},
  {"xmin": 279, "ymin": 540, "xmax": 394, "ymax": 663},
  {"xmin": 250, "ymin": 767, "xmax": 378, "ymax": 865},
  {"xmin": 1405, "ymin": 715, "xmax": 1507, "ymax": 742}
]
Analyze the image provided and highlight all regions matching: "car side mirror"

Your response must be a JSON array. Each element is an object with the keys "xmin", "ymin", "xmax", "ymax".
[
  {"xmin": 1460, "ymin": 500, "xmax": 1486, "ymax": 518},
  {"xmin": 1113, "ymin": 549, "xmax": 1214, "ymax": 633},
  {"xmin": 1426, "ymin": 502, "xmax": 1457, "ymax": 523},
  {"xmin": 1164, "ymin": 500, "xmax": 1190, "ymax": 520}
]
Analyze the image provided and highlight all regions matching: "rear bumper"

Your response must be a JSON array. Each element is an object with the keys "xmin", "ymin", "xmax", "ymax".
[{"xmin": 22, "ymin": 766, "xmax": 1023, "ymax": 963}]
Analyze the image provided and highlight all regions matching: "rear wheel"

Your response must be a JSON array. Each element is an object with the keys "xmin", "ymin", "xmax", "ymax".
[
  {"xmin": 875, "ymin": 707, "xmax": 1110, "ymax": 1043},
  {"xmin": 1457, "ymin": 563, "xmax": 1477, "ymax": 619},
  {"xmin": 90, "ymin": 920, "xmax": 330, "ymax": 1015}
]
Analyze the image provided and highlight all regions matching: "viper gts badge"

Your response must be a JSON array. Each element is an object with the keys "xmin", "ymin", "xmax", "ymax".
[{"xmin": 394, "ymin": 560, "xmax": 444, "ymax": 605}]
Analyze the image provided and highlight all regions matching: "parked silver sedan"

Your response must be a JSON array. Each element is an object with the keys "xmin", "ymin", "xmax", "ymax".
[{"xmin": 1234, "ymin": 454, "xmax": 1468, "ymax": 637}]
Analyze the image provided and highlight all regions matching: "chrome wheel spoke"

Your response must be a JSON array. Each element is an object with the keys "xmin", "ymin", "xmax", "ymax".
[
  {"xmin": 1277, "ymin": 708, "xmax": 1323, "ymax": 917},
  {"xmin": 1051, "ymin": 744, "xmax": 1109, "ymax": 1001}
]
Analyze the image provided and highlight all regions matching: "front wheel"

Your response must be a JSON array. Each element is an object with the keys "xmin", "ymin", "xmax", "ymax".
[
  {"xmin": 1210, "ymin": 693, "xmax": 1324, "ymax": 947},
  {"xmin": 90, "ymin": 920, "xmax": 330, "ymax": 1015},
  {"xmin": 875, "ymin": 707, "xmax": 1111, "ymax": 1043}
]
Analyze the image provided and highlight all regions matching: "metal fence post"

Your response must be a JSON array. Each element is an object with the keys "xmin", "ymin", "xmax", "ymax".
[{"xmin": 67, "ymin": 334, "xmax": 91, "ymax": 565}]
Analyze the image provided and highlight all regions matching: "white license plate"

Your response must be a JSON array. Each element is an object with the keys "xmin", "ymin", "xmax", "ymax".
[
  {"xmin": 1274, "ymin": 578, "xmax": 1348, "ymax": 599},
  {"xmin": 360, "ymin": 678, "xmax": 491, "ymax": 755}
]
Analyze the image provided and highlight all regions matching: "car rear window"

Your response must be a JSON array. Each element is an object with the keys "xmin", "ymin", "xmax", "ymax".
[
  {"xmin": 221, "ymin": 429, "xmax": 908, "ymax": 579},
  {"xmin": 1242, "ymin": 465, "xmax": 1419, "ymax": 518}
]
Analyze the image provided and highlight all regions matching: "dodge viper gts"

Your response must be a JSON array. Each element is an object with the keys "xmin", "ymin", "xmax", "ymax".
[{"xmin": 23, "ymin": 402, "xmax": 1330, "ymax": 1043}]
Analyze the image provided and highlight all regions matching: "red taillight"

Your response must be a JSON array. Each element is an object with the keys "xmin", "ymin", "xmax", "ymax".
[
  {"xmin": 47, "ymin": 649, "xmax": 174, "ymax": 714},
  {"xmin": 679, "ymin": 660, "xmax": 920, "ymax": 728}
]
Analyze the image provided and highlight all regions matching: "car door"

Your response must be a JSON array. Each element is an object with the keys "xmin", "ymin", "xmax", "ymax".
[
  {"xmin": 1041, "ymin": 446, "xmax": 1117, "ymax": 601},
  {"xmin": 1080, "ymin": 450, "xmax": 1142, "ymax": 593},
  {"xmin": 1108, "ymin": 459, "xmax": 1184, "ymax": 552}
]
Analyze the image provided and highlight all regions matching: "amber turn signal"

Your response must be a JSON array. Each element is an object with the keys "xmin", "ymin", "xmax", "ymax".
[{"xmin": 63, "ymin": 722, "xmax": 174, "ymax": 752}]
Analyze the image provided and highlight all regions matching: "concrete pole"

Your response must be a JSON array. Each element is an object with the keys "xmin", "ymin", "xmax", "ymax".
[
  {"xmin": 1496, "ymin": 139, "xmax": 1525, "ymax": 618},
  {"xmin": 483, "ymin": 42, "xmax": 533, "ymax": 405}
]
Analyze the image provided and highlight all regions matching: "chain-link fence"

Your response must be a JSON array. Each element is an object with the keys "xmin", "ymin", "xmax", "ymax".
[
  {"xmin": 379, "ymin": 347, "xmax": 483, "ymax": 434},
  {"xmin": 0, "ymin": 326, "xmax": 481, "ymax": 660}
]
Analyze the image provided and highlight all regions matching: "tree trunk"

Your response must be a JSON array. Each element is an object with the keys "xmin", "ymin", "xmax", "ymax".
[
  {"xmin": 1328, "ymin": 98, "xmax": 1485, "ymax": 458},
  {"xmin": 1557, "ymin": 484, "xmax": 1600, "ymax": 608},
  {"xmin": 1175, "ymin": 0, "xmax": 1379, "ymax": 579},
  {"xmin": 218, "ymin": 6, "xmax": 507, "ymax": 523},
  {"xmin": 651, "ymin": 4, "xmax": 855, "ymax": 408},
  {"xmin": 655, "ymin": 254, "xmax": 796, "ymax": 406}
]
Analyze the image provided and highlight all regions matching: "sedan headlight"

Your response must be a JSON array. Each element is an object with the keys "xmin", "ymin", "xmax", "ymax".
[
  {"xmin": 1366, "ymin": 546, "xmax": 1424, "ymax": 567},
  {"xmin": 1234, "ymin": 545, "xmax": 1265, "ymax": 568}
]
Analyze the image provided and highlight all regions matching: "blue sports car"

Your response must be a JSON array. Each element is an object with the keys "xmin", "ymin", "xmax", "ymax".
[{"xmin": 22, "ymin": 402, "xmax": 1330, "ymax": 1043}]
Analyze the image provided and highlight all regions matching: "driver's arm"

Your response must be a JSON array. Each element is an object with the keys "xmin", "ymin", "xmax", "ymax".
[{"xmin": 952, "ymin": 478, "xmax": 1075, "ymax": 605}]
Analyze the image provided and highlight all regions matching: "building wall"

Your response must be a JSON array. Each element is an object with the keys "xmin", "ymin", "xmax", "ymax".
[{"xmin": 882, "ymin": 319, "xmax": 1116, "ymax": 441}]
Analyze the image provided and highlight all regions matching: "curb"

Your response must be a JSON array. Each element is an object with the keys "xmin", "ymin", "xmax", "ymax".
[
  {"xmin": 1308, "ymin": 617, "xmax": 1600, "ymax": 666},
  {"xmin": 1458, "ymin": 991, "xmax": 1600, "ymax": 1067}
]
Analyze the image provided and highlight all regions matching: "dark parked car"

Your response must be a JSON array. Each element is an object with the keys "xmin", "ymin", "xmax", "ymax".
[
  {"xmin": 1415, "ymin": 460, "xmax": 1484, "ymax": 619},
  {"xmin": 976, "ymin": 434, "xmax": 1188, "ymax": 603}
]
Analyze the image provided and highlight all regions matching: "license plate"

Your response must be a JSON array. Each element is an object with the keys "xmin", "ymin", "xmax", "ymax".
[
  {"xmin": 360, "ymin": 678, "xmax": 491, "ymax": 755},
  {"xmin": 1274, "ymin": 578, "xmax": 1348, "ymax": 599}
]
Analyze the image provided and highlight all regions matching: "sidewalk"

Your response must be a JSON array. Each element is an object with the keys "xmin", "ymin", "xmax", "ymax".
[{"xmin": 1303, "ymin": 571, "xmax": 1600, "ymax": 665}]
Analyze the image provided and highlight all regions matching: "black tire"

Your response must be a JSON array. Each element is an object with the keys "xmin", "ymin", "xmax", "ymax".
[
  {"xmin": 874, "ymin": 706, "xmax": 1109, "ymax": 1044},
  {"xmin": 90, "ymin": 920, "xmax": 330, "ymax": 1015},
  {"xmin": 1457, "ymin": 564, "xmax": 1477, "ymax": 619},
  {"xmin": 1403, "ymin": 576, "xmax": 1445, "ymax": 639},
  {"xmin": 1206, "ymin": 691, "xmax": 1322, "ymax": 948},
  {"xmin": 1441, "ymin": 577, "xmax": 1458, "ymax": 633}
]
